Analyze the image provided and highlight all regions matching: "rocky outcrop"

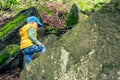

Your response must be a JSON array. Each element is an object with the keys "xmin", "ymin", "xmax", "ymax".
[{"xmin": 20, "ymin": 0, "xmax": 120, "ymax": 80}]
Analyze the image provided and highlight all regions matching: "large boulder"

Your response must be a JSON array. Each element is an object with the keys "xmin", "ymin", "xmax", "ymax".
[{"xmin": 20, "ymin": 0, "xmax": 120, "ymax": 80}]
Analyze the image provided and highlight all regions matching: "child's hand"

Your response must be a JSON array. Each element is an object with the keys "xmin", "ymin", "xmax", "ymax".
[{"xmin": 38, "ymin": 42, "xmax": 43, "ymax": 46}]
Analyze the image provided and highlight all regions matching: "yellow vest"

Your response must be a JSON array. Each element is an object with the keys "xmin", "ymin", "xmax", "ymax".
[{"xmin": 19, "ymin": 24, "xmax": 37, "ymax": 50}]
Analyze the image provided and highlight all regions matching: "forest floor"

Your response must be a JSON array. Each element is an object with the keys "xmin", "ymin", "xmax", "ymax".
[
  {"xmin": 0, "ymin": 67, "xmax": 22, "ymax": 80},
  {"xmin": 0, "ymin": 9, "xmax": 19, "ymax": 28},
  {"xmin": 0, "ymin": 16, "xmax": 12, "ymax": 28}
]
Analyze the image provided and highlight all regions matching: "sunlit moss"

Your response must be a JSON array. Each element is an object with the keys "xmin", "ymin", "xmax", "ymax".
[
  {"xmin": 0, "ymin": 14, "xmax": 26, "ymax": 39},
  {"xmin": 6, "ymin": 44, "xmax": 20, "ymax": 56},
  {"xmin": 0, "ymin": 51, "xmax": 9, "ymax": 65}
]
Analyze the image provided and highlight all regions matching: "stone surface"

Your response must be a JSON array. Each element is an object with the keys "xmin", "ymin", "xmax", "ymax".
[{"xmin": 20, "ymin": 0, "xmax": 120, "ymax": 80}]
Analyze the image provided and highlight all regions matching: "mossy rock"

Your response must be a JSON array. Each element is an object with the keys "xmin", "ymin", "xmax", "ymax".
[
  {"xmin": 0, "ymin": 14, "xmax": 26, "ymax": 39},
  {"xmin": 45, "ymin": 26, "xmax": 58, "ymax": 35},
  {"xmin": 0, "ymin": 44, "xmax": 20, "ymax": 73},
  {"xmin": 20, "ymin": 0, "xmax": 120, "ymax": 80}
]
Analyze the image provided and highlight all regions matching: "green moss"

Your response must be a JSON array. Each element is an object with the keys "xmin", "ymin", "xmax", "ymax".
[
  {"xmin": 0, "ymin": 14, "xmax": 26, "ymax": 38},
  {"xmin": 45, "ymin": 26, "xmax": 58, "ymax": 35},
  {"xmin": 102, "ymin": 63, "xmax": 116, "ymax": 70},
  {"xmin": 0, "ymin": 44, "xmax": 20, "ymax": 66},
  {"xmin": 0, "ymin": 51, "xmax": 9, "ymax": 65},
  {"xmin": 6, "ymin": 44, "xmax": 20, "ymax": 56}
]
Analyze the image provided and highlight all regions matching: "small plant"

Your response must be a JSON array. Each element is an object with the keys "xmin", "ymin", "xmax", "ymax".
[
  {"xmin": 65, "ymin": 4, "xmax": 79, "ymax": 26},
  {"xmin": 45, "ymin": 26, "xmax": 58, "ymax": 35},
  {"xmin": 40, "ymin": 1, "xmax": 66, "ymax": 28},
  {"xmin": 0, "ymin": 14, "xmax": 26, "ymax": 39}
]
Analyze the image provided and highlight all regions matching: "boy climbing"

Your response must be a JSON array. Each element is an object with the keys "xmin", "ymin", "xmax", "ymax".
[{"xmin": 19, "ymin": 16, "xmax": 46, "ymax": 68}]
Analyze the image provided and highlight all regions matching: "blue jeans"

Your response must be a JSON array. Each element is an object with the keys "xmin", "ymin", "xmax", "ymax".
[{"xmin": 21, "ymin": 45, "xmax": 46, "ymax": 68}]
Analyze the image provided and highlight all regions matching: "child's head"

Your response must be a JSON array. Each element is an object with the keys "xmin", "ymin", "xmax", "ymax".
[
  {"xmin": 28, "ymin": 22, "xmax": 38, "ymax": 29},
  {"xmin": 27, "ymin": 16, "xmax": 43, "ymax": 28}
]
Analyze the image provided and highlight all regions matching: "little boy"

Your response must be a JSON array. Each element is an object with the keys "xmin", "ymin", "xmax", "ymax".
[{"xmin": 19, "ymin": 16, "xmax": 46, "ymax": 68}]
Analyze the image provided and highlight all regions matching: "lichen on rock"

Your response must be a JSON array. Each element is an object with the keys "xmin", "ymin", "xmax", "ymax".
[{"xmin": 20, "ymin": 0, "xmax": 120, "ymax": 80}]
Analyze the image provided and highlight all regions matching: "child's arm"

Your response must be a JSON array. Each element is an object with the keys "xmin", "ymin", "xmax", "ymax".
[{"xmin": 28, "ymin": 27, "xmax": 42, "ymax": 45}]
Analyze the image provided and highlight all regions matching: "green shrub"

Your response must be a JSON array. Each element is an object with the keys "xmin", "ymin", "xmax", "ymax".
[
  {"xmin": 0, "ymin": 14, "xmax": 26, "ymax": 38},
  {"xmin": 45, "ymin": 26, "xmax": 58, "ymax": 35},
  {"xmin": 76, "ymin": 0, "xmax": 111, "ymax": 12},
  {"xmin": 2, "ymin": 0, "xmax": 19, "ymax": 10},
  {"xmin": 65, "ymin": 4, "xmax": 79, "ymax": 26}
]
